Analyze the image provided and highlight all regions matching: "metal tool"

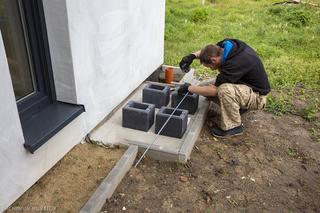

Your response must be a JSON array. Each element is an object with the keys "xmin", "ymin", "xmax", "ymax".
[{"xmin": 134, "ymin": 91, "xmax": 190, "ymax": 167}]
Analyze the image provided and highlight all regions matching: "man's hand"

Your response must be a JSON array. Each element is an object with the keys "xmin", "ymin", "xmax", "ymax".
[
  {"xmin": 192, "ymin": 50, "xmax": 201, "ymax": 58},
  {"xmin": 179, "ymin": 54, "xmax": 196, "ymax": 73},
  {"xmin": 178, "ymin": 83, "xmax": 191, "ymax": 95}
]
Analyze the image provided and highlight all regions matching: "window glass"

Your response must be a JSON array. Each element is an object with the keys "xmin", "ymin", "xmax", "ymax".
[{"xmin": 0, "ymin": 0, "xmax": 36, "ymax": 101}]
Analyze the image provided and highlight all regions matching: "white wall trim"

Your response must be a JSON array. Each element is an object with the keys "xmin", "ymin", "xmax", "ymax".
[{"xmin": 43, "ymin": 0, "xmax": 77, "ymax": 104}]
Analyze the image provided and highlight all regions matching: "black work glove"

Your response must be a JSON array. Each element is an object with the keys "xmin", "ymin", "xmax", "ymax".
[
  {"xmin": 179, "ymin": 54, "xmax": 196, "ymax": 73},
  {"xmin": 178, "ymin": 83, "xmax": 191, "ymax": 95}
]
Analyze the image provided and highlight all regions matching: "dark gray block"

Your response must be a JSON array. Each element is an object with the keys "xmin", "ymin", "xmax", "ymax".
[
  {"xmin": 155, "ymin": 107, "xmax": 188, "ymax": 138},
  {"xmin": 142, "ymin": 84, "xmax": 170, "ymax": 108},
  {"xmin": 122, "ymin": 101, "xmax": 155, "ymax": 131},
  {"xmin": 171, "ymin": 90, "xmax": 199, "ymax": 115}
]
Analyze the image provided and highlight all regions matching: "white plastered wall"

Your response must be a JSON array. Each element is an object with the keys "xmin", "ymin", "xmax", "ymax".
[
  {"xmin": 0, "ymin": 31, "xmax": 86, "ymax": 210},
  {"xmin": 0, "ymin": 0, "xmax": 165, "ymax": 210},
  {"xmin": 66, "ymin": 0, "xmax": 165, "ymax": 131},
  {"xmin": 42, "ymin": 0, "xmax": 77, "ymax": 104}
]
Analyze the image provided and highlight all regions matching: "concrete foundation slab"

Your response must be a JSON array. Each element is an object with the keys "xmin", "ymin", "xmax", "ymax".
[{"xmin": 90, "ymin": 73, "xmax": 210, "ymax": 162}]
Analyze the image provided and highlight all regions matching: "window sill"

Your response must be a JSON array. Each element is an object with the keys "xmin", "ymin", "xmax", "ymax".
[{"xmin": 22, "ymin": 101, "xmax": 85, "ymax": 153}]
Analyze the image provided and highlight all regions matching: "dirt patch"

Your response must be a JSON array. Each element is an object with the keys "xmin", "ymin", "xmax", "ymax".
[
  {"xmin": 6, "ymin": 143, "xmax": 125, "ymax": 213},
  {"xmin": 103, "ymin": 111, "xmax": 320, "ymax": 212}
]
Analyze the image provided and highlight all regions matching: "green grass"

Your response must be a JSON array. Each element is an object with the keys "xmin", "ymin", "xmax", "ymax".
[
  {"xmin": 164, "ymin": 0, "xmax": 320, "ymax": 118},
  {"xmin": 265, "ymin": 94, "xmax": 290, "ymax": 115},
  {"xmin": 301, "ymin": 105, "xmax": 318, "ymax": 121}
]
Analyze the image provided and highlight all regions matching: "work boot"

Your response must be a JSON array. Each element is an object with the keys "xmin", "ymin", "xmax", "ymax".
[
  {"xmin": 239, "ymin": 108, "xmax": 248, "ymax": 115},
  {"xmin": 210, "ymin": 125, "xmax": 243, "ymax": 138}
]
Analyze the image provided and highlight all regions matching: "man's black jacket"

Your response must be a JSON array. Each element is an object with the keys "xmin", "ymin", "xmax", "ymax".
[{"xmin": 215, "ymin": 39, "xmax": 271, "ymax": 95}]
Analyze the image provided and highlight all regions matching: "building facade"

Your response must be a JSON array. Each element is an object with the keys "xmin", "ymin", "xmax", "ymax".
[{"xmin": 0, "ymin": 0, "xmax": 165, "ymax": 209}]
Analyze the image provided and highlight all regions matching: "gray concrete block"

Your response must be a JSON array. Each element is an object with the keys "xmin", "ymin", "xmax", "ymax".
[
  {"xmin": 142, "ymin": 84, "xmax": 170, "ymax": 108},
  {"xmin": 122, "ymin": 101, "xmax": 155, "ymax": 131},
  {"xmin": 80, "ymin": 145, "xmax": 138, "ymax": 213},
  {"xmin": 155, "ymin": 107, "xmax": 188, "ymax": 138},
  {"xmin": 171, "ymin": 90, "xmax": 199, "ymax": 114}
]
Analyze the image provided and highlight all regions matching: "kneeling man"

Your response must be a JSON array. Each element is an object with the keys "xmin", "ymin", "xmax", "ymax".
[{"xmin": 179, "ymin": 38, "xmax": 271, "ymax": 138}]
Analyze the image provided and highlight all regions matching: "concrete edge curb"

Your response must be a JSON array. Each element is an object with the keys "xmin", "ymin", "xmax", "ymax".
[
  {"xmin": 126, "ymin": 140, "xmax": 180, "ymax": 162},
  {"xmin": 178, "ymin": 98, "xmax": 210, "ymax": 162},
  {"xmin": 80, "ymin": 145, "xmax": 138, "ymax": 213}
]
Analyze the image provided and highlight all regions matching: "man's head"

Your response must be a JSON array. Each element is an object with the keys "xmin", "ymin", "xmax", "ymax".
[{"xmin": 199, "ymin": 44, "xmax": 223, "ymax": 70}]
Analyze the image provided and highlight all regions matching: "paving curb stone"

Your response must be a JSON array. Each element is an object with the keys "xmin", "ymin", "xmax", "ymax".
[
  {"xmin": 126, "ymin": 140, "xmax": 181, "ymax": 162},
  {"xmin": 80, "ymin": 145, "xmax": 138, "ymax": 213}
]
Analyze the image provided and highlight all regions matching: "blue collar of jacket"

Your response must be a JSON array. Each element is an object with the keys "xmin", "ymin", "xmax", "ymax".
[{"xmin": 222, "ymin": 40, "xmax": 234, "ymax": 65}]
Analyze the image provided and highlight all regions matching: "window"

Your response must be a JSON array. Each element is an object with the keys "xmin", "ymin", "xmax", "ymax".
[
  {"xmin": 0, "ymin": 0, "xmax": 54, "ymax": 120},
  {"xmin": 0, "ymin": 0, "xmax": 35, "ymax": 101},
  {"xmin": 0, "ymin": 0, "xmax": 84, "ymax": 153}
]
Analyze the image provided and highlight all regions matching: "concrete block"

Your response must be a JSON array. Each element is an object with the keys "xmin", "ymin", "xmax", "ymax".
[
  {"xmin": 80, "ymin": 145, "xmax": 138, "ymax": 213},
  {"xmin": 142, "ymin": 84, "xmax": 170, "ymax": 108},
  {"xmin": 171, "ymin": 90, "xmax": 199, "ymax": 115},
  {"xmin": 122, "ymin": 101, "xmax": 155, "ymax": 131},
  {"xmin": 155, "ymin": 107, "xmax": 188, "ymax": 138}
]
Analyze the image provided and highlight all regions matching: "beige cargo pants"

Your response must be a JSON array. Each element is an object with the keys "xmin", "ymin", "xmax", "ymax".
[{"xmin": 215, "ymin": 83, "xmax": 266, "ymax": 130}]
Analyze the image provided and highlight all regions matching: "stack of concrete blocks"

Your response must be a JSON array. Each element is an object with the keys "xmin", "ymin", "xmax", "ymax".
[{"xmin": 122, "ymin": 83, "xmax": 199, "ymax": 139}]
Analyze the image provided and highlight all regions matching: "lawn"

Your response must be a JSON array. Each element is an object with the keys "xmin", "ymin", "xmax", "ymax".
[
  {"xmin": 164, "ymin": 0, "xmax": 320, "ymax": 119},
  {"xmin": 102, "ymin": 2, "xmax": 320, "ymax": 212}
]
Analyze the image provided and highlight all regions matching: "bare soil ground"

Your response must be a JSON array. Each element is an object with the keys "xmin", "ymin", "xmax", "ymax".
[
  {"xmin": 6, "ymin": 143, "xmax": 125, "ymax": 213},
  {"xmin": 103, "ymin": 109, "xmax": 320, "ymax": 212}
]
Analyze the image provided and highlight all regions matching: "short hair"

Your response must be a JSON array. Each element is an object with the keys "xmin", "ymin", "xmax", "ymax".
[{"xmin": 199, "ymin": 44, "xmax": 222, "ymax": 64}]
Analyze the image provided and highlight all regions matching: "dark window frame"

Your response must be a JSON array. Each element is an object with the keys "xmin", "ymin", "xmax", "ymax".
[
  {"xmin": 1, "ymin": 0, "xmax": 85, "ymax": 153},
  {"xmin": 17, "ymin": 0, "xmax": 56, "ymax": 121}
]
